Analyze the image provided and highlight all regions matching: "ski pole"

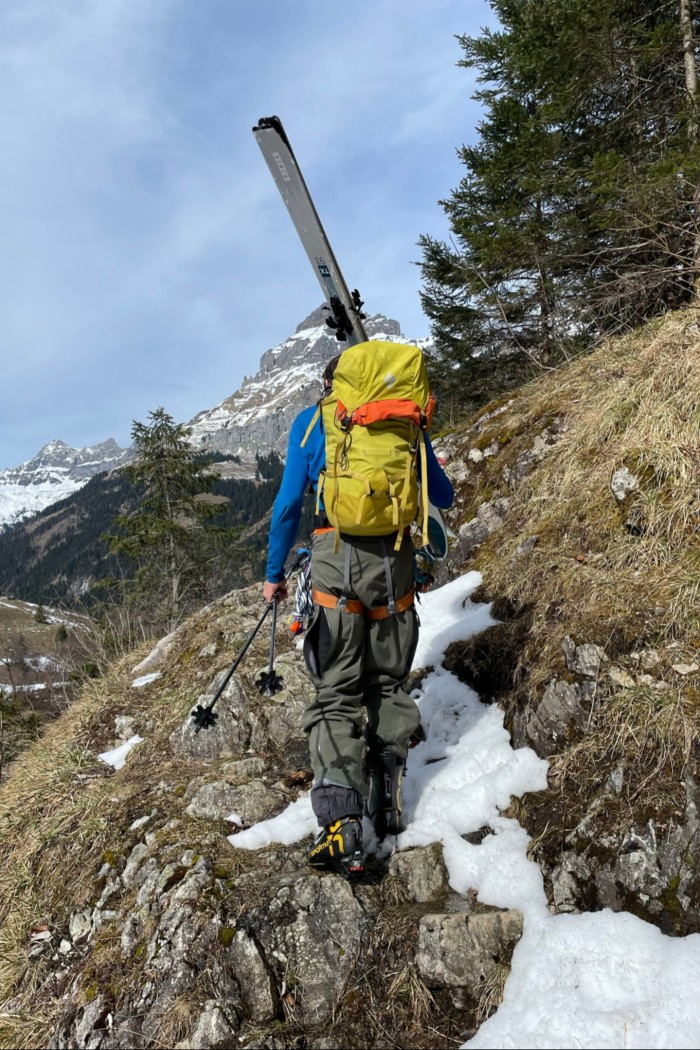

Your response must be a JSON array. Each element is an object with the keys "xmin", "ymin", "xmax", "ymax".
[
  {"xmin": 188, "ymin": 550, "xmax": 306, "ymax": 730},
  {"xmin": 191, "ymin": 602, "xmax": 273, "ymax": 733},
  {"xmin": 256, "ymin": 596, "xmax": 284, "ymax": 696}
]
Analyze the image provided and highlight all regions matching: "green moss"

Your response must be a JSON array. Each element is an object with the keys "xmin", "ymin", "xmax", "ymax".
[
  {"xmin": 102, "ymin": 849, "xmax": 119, "ymax": 867},
  {"xmin": 173, "ymin": 785, "xmax": 186, "ymax": 798},
  {"xmin": 473, "ymin": 427, "xmax": 514, "ymax": 452},
  {"xmin": 218, "ymin": 926, "xmax": 235, "ymax": 947},
  {"xmin": 660, "ymin": 875, "xmax": 681, "ymax": 913},
  {"xmin": 83, "ymin": 980, "xmax": 98, "ymax": 1003},
  {"xmin": 213, "ymin": 865, "xmax": 230, "ymax": 879}
]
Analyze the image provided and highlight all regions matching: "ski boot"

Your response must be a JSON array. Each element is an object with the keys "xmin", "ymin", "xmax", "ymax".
[
  {"xmin": 308, "ymin": 816, "xmax": 365, "ymax": 877},
  {"xmin": 366, "ymin": 749, "xmax": 406, "ymax": 840}
]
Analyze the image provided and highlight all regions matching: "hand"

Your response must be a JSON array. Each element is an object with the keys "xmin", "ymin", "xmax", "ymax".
[{"xmin": 263, "ymin": 580, "xmax": 288, "ymax": 604}]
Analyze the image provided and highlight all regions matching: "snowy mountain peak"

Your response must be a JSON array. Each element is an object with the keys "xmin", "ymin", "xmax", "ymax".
[
  {"xmin": 0, "ymin": 438, "xmax": 132, "ymax": 528},
  {"xmin": 0, "ymin": 308, "xmax": 430, "ymax": 527},
  {"xmin": 187, "ymin": 307, "xmax": 424, "ymax": 458}
]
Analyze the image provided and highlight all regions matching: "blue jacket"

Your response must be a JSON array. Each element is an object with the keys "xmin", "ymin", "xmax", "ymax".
[{"xmin": 266, "ymin": 405, "xmax": 454, "ymax": 583}]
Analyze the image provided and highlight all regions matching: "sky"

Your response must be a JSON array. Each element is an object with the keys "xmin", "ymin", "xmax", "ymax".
[{"xmin": 0, "ymin": 0, "xmax": 498, "ymax": 470}]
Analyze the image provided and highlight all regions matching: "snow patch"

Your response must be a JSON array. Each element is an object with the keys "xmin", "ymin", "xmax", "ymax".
[
  {"xmin": 130, "ymin": 672, "xmax": 162, "ymax": 689},
  {"xmin": 97, "ymin": 735, "xmax": 143, "ymax": 771}
]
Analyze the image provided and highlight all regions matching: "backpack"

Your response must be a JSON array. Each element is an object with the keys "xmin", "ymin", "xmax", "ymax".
[{"xmin": 302, "ymin": 340, "xmax": 435, "ymax": 550}]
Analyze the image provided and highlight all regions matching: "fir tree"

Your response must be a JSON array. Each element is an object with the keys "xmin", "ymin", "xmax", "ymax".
[
  {"xmin": 103, "ymin": 408, "xmax": 233, "ymax": 630},
  {"xmin": 421, "ymin": 0, "xmax": 700, "ymax": 415}
]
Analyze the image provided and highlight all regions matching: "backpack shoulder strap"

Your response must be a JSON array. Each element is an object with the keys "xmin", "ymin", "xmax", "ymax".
[{"xmin": 300, "ymin": 405, "xmax": 321, "ymax": 448}]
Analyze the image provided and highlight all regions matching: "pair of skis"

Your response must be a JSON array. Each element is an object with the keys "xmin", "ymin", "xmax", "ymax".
[
  {"xmin": 253, "ymin": 116, "xmax": 452, "ymax": 566},
  {"xmin": 252, "ymin": 115, "xmax": 367, "ymax": 347}
]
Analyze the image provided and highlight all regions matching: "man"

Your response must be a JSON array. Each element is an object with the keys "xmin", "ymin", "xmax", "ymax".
[{"xmin": 263, "ymin": 351, "xmax": 453, "ymax": 876}]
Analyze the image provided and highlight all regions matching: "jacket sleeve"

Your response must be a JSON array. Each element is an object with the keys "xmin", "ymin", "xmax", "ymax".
[
  {"xmin": 423, "ymin": 434, "xmax": 454, "ymax": 509},
  {"xmin": 265, "ymin": 415, "xmax": 312, "ymax": 583}
]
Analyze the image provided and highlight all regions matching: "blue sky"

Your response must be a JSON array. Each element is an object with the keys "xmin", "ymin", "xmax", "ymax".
[{"xmin": 1, "ymin": 0, "xmax": 497, "ymax": 469}]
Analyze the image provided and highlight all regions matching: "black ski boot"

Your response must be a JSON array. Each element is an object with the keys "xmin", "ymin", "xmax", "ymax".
[
  {"xmin": 308, "ymin": 816, "xmax": 365, "ymax": 877},
  {"xmin": 367, "ymin": 749, "xmax": 406, "ymax": 840}
]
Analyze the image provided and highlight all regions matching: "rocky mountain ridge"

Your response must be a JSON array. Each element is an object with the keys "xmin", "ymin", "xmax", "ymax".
[
  {"xmin": 187, "ymin": 306, "xmax": 426, "ymax": 458},
  {"xmin": 0, "ymin": 309, "xmax": 428, "ymax": 529},
  {"xmin": 0, "ymin": 439, "xmax": 132, "ymax": 529}
]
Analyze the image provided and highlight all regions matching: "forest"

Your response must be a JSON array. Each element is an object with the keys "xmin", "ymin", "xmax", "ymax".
[{"xmin": 421, "ymin": 0, "xmax": 700, "ymax": 413}]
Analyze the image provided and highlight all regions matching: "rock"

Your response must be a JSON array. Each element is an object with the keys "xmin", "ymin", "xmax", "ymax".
[
  {"xmin": 132, "ymin": 628, "xmax": 179, "ymax": 675},
  {"xmin": 114, "ymin": 715, "xmax": 136, "ymax": 740},
  {"xmin": 607, "ymin": 765, "xmax": 625, "ymax": 794},
  {"xmin": 248, "ymin": 876, "xmax": 365, "ymax": 1023},
  {"xmin": 171, "ymin": 674, "xmax": 250, "ymax": 761},
  {"xmin": 630, "ymin": 649, "xmax": 661, "ymax": 670},
  {"xmin": 456, "ymin": 498, "xmax": 512, "ymax": 559},
  {"xmin": 416, "ymin": 908, "xmax": 523, "ymax": 1007},
  {"xmin": 121, "ymin": 844, "xmax": 149, "ymax": 888},
  {"xmin": 228, "ymin": 930, "xmax": 276, "ymax": 1020},
  {"xmin": 388, "ymin": 844, "xmax": 450, "ymax": 903},
  {"xmin": 185, "ymin": 779, "xmax": 276, "ymax": 824},
  {"xmin": 551, "ymin": 852, "xmax": 590, "ymax": 913},
  {"xmin": 610, "ymin": 467, "xmax": 639, "ymax": 502},
  {"xmin": 221, "ymin": 756, "xmax": 268, "ymax": 781},
  {"xmin": 526, "ymin": 679, "xmax": 589, "ymax": 757},
  {"xmin": 513, "ymin": 536, "xmax": 538, "ymax": 559},
  {"xmin": 608, "ymin": 665, "xmax": 636, "ymax": 688},
  {"xmin": 553, "ymin": 776, "xmax": 700, "ymax": 933},
  {"xmin": 468, "ymin": 448, "xmax": 483, "ymax": 463},
  {"xmin": 171, "ymin": 654, "xmax": 308, "ymax": 762},
  {"xmin": 189, "ymin": 1001, "xmax": 238, "ymax": 1049},
  {"xmin": 562, "ymin": 636, "xmax": 606, "ymax": 677},
  {"xmin": 199, "ymin": 643, "xmax": 217, "ymax": 659},
  {"xmin": 68, "ymin": 911, "xmax": 92, "ymax": 945},
  {"xmin": 571, "ymin": 642, "xmax": 606, "ymax": 678},
  {"xmin": 562, "ymin": 635, "xmax": 577, "ymax": 670},
  {"xmin": 672, "ymin": 663, "xmax": 699, "ymax": 676}
]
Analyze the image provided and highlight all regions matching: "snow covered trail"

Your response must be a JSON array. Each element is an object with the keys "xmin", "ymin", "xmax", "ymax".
[{"xmin": 229, "ymin": 573, "xmax": 700, "ymax": 1049}]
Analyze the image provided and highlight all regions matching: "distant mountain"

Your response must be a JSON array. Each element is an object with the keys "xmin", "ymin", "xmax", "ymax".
[
  {"xmin": 0, "ymin": 308, "xmax": 428, "ymax": 529},
  {"xmin": 0, "ymin": 438, "xmax": 132, "ymax": 529},
  {"xmin": 187, "ymin": 306, "xmax": 430, "ymax": 457}
]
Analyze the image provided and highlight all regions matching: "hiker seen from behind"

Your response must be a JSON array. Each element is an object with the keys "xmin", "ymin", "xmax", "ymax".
[{"xmin": 262, "ymin": 341, "xmax": 453, "ymax": 877}]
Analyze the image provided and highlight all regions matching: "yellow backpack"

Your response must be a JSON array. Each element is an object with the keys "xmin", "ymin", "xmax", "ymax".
[{"xmin": 302, "ymin": 340, "xmax": 435, "ymax": 550}]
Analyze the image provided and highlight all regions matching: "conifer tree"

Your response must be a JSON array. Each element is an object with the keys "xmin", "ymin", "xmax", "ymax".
[
  {"xmin": 422, "ymin": 0, "xmax": 700, "ymax": 415},
  {"xmin": 104, "ymin": 408, "xmax": 231, "ymax": 630}
]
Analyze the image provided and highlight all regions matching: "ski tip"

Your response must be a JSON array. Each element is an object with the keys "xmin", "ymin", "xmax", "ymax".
[{"xmin": 253, "ymin": 115, "xmax": 283, "ymax": 133}]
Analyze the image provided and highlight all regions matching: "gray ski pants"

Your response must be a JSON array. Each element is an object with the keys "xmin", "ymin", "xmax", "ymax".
[{"xmin": 302, "ymin": 530, "xmax": 420, "ymax": 826}]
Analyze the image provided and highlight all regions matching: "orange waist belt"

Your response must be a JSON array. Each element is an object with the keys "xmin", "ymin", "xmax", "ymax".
[{"xmin": 311, "ymin": 587, "xmax": 415, "ymax": 621}]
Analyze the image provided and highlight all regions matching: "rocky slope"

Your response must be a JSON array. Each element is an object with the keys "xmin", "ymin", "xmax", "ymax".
[
  {"xmin": 2, "ymin": 308, "xmax": 699, "ymax": 1048},
  {"xmin": 0, "ymin": 586, "xmax": 523, "ymax": 1050},
  {"xmin": 434, "ymin": 307, "xmax": 700, "ymax": 936}
]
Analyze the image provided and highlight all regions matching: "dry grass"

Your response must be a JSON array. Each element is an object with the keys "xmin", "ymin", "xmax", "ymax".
[
  {"xmin": 0, "ymin": 588, "xmax": 282, "ymax": 1049},
  {"xmin": 476, "ymin": 962, "xmax": 510, "ymax": 1027},
  {"xmin": 456, "ymin": 306, "xmax": 700, "ymax": 816}
]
